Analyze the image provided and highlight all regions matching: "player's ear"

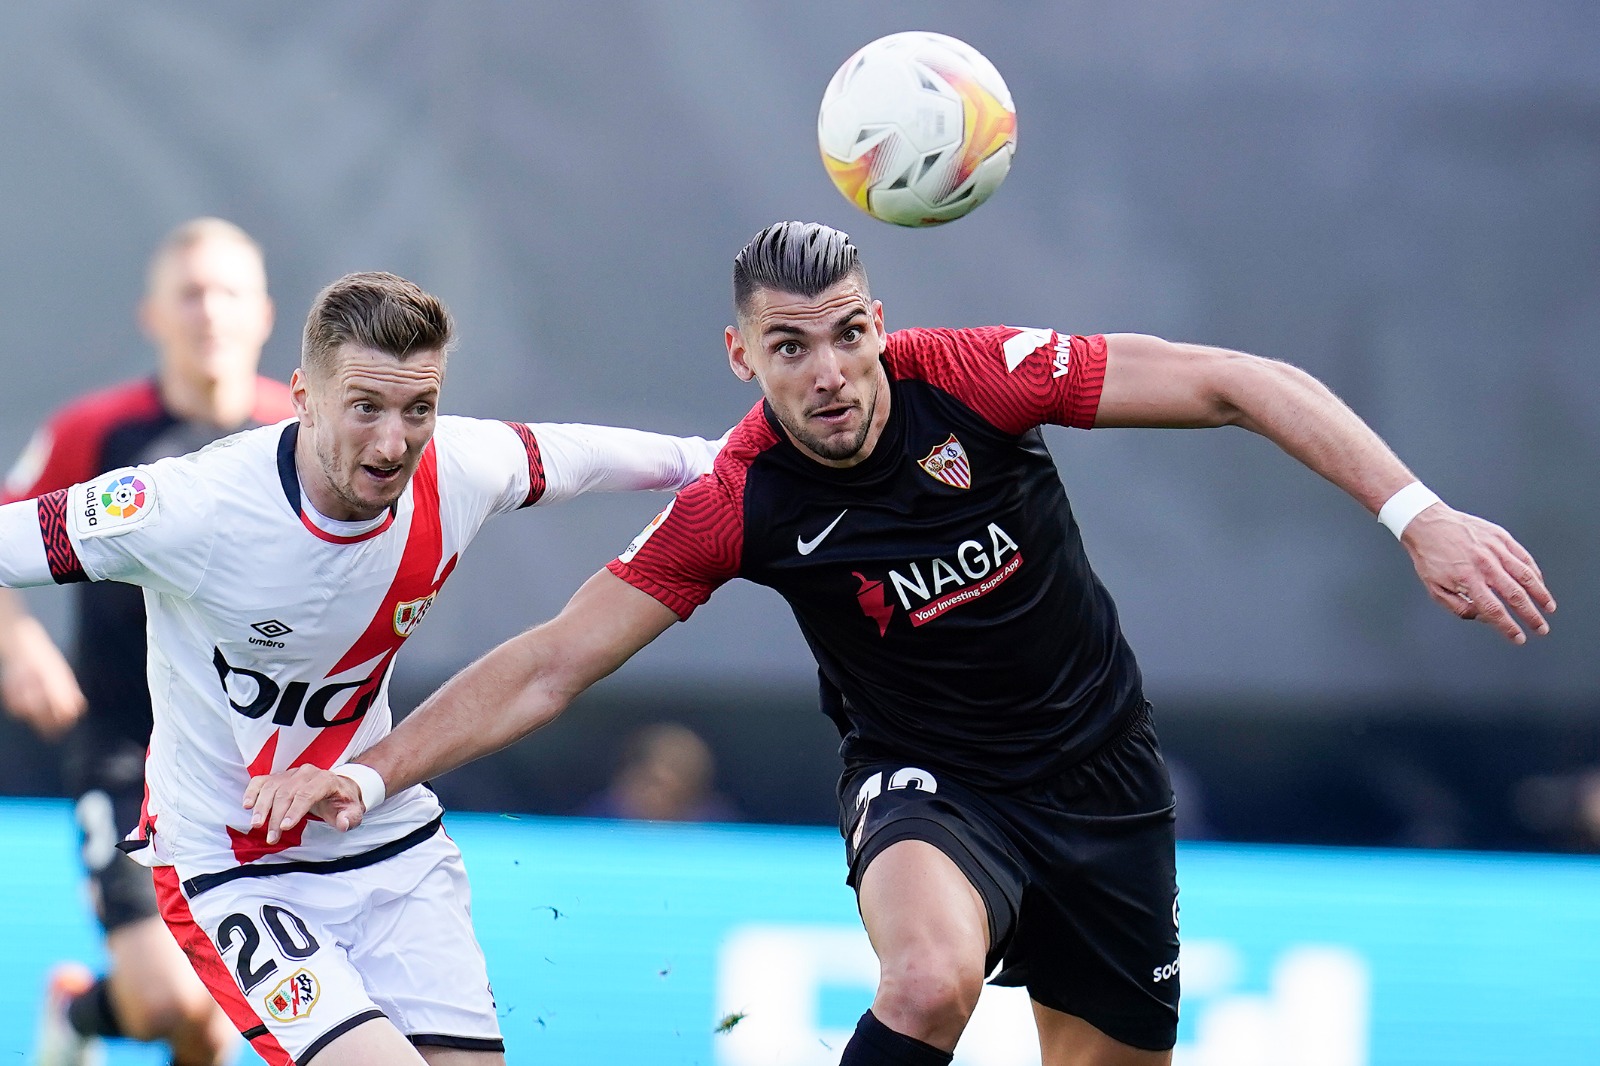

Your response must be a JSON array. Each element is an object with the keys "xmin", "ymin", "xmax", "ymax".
[
  {"xmin": 726, "ymin": 325, "xmax": 757, "ymax": 383},
  {"xmin": 289, "ymin": 368, "xmax": 313, "ymax": 421},
  {"xmin": 871, "ymin": 300, "xmax": 886, "ymax": 343}
]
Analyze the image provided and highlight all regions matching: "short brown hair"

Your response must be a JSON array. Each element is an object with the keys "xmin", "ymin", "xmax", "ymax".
[{"xmin": 301, "ymin": 271, "xmax": 452, "ymax": 378}]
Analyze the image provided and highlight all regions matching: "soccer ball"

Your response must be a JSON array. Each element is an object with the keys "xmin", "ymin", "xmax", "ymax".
[{"xmin": 818, "ymin": 31, "xmax": 1017, "ymax": 227}]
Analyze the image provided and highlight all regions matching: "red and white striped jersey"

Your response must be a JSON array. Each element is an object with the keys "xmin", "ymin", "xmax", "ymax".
[{"xmin": 0, "ymin": 415, "xmax": 718, "ymax": 883}]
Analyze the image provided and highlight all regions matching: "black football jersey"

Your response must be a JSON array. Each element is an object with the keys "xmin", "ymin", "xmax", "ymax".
[{"xmin": 609, "ymin": 327, "xmax": 1144, "ymax": 789}]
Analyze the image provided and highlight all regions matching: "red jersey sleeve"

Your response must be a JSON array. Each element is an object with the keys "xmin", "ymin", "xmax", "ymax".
[
  {"xmin": 0, "ymin": 381, "xmax": 163, "ymax": 505},
  {"xmin": 605, "ymin": 404, "xmax": 771, "ymax": 620},
  {"xmin": 883, "ymin": 326, "xmax": 1108, "ymax": 434}
]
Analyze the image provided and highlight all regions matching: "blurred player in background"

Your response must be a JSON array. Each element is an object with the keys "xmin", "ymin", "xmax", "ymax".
[
  {"xmin": 0, "ymin": 217, "xmax": 284, "ymax": 1066},
  {"xmin": 247, "ymin": 222, "xmax": 1553, "ymax": 1066},
  {"xmin": 0, "ymin": 270, "xmax": 723, "ymax": 1065},
  {"xmin": 577, "ymin": 721, "xmax": 740, "ymax": 822}
]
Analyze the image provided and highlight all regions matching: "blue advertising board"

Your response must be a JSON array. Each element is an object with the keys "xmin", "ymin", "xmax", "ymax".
[{"xmin": 2, "ymin": 799, "xmax": 1597, "ymax": 1064}]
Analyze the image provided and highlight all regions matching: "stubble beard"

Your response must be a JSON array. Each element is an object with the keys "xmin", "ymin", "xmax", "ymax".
[
  {"xmin": 782, "ymin": 379, "xmax": 880, "ymax": 463},
  {"xmin": 317, "ymin": 441, "xmax": 401, "ymax": 520}
]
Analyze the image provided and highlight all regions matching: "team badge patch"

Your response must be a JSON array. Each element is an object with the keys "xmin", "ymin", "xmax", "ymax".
[
  {"xmin": 393, "ymin": 593, "xmax": 437, "ymax": 637},
  {"xmin": 263, "ymin": 968, "xmax": 320, "ymax": 1023},
  {"xmin": 918, "ymin": 435, "xmax": 971, "ymax": 489},
  {"xmin": 618, "ymin": 499, "xmax": 675, "ymax": 563},
  {"xmin": 71, "ymin": 467, "xmax": 159, "ymax": 537}
]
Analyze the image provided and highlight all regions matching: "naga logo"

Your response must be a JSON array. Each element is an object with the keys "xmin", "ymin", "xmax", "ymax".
[
  {"xmin": 852, "ymin": 522, "xmax": 1023, "ymax": 632},
  {"xmin": 853, "ymin": 573, "xmax": 894, "ymax": 636}
]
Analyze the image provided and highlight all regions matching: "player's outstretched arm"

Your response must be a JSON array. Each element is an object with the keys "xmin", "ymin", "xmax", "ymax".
[
  {"xmin": 1094, "ymin": 333, "xmax": 1554, "ymax": 644},
  {"xmin": 245, "ymin": 569, "xmax": 678, "ymax": 841},
  {"xmin": 527, "ymin": 422, "xmax": 725, "ymax": 503}
]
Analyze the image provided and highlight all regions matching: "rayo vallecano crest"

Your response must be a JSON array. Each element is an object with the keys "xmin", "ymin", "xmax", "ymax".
[
  {"xmin": 263, "ymin": 968, "xmax": 320, "ymax": 1023},
  {"xmin": 918, "ymin": 434, "xmax": 971, "ymax": 489},
  {"xmin": 393, "ymin": 592, "xmax": 437, "ymax": 638}
]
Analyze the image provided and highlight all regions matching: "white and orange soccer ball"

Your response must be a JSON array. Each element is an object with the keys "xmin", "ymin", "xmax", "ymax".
[{"xmin": 818, "ymin": 31, "xmax": 1017, "ymax": 227}]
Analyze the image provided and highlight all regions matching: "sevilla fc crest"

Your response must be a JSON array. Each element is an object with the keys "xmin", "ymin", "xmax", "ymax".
[{"xmin": 918, "ymin": 434, "xmax": 971, "ymax": 489}]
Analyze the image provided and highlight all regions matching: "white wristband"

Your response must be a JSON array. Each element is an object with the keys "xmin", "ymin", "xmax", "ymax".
[
  {"xmin": 1377, "ymin": 481, "xmax": 1443, "ymax": 540},
  {"xmin": 332, "ymin": 763, "xmax": 386, "ymax": 812}
]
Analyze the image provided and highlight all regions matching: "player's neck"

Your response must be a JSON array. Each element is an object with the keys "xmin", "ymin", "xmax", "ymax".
[
  {"xmin": 291, "ymin": 435, "xmax": 386, "ymax": 524},
  {"xmin": 159, "ymin": 372, "xmax": 257, "ymax": 430}
]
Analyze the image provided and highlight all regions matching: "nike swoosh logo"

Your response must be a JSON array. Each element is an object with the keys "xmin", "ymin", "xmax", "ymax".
[{"xmin": 797, "ymin": 509, "xmax": 849, "ymax": 555}]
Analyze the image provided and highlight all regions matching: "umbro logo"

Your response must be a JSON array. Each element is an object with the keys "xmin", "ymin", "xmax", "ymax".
[
  {"xmin": 797, "ymin": 509, "xmax": 848, "ymax": 556},
  {"xmin": 249, "ymin": 619, "xmax": 292, "ymax": 649}
]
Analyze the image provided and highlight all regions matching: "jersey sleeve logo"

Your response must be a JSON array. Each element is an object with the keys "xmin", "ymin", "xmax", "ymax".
[
  {"xmin": 70, "ymin": 467, "xmax": 159, "ymax": 538},
  {"xmin": 1000, "ymin": 327, "xmax": 1055, "ymax": 372},
  {"xmin": 999, "ymin": 326, "xmax": 1074, "ymax": 379},
  {"xmin": 918, "ymin": 434, "xmax": 971, "ymax": 489},
  {"xmin": 618, "ymin": 499, "xmax": 675, "ymax": 563}
]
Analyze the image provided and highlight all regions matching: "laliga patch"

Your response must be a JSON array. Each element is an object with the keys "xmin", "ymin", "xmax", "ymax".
[
  {"xmin": 918, "ymin": 434, "xmax": 972, "ymax": 489},
  {"xmin": 618, "ymin": 499, "xmax": 675, "ymax": 563},
  {"xmin": 71, "ymin": 468, "xmax": 159, "ymax": 538},
  {"xmin": 263, "ymin": 968, "xmax": 320, "ymax": 1023},
  {"xmin": 393, "ymin": 592, "xmax": 437, "ymax": 637}
]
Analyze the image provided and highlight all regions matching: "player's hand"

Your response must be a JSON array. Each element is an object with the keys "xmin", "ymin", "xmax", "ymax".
[
  {"xmin": 0, "ymin": 616, "xmax": 87, "ymax": 740},
  {"xmin": 243, "ymin": 766, "xmax": 366, "ymax": 844},
  {"xmin": 1401, "ymin": 503, "xmax": 1554, "ymax": 644}
]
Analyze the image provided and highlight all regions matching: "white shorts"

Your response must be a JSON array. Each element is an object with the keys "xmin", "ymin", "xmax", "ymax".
[{"xmin": 156, "ymin": 825, "xmax": 502, "ymax": 1065}]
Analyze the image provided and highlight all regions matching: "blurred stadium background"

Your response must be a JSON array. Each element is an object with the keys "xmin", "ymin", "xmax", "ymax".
[{"xmin": 1, "ymin": 2, "xmax": 1596, "ymax": 1063}]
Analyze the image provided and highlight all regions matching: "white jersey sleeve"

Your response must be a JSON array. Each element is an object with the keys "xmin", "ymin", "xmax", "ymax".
[
  {"xmin": 0, "ymin": 498, "xmax": 52, "ymax": 587},
  {"xmin": 524, "ymin": 422, "xmax": 722, "ymax": 507},
  {"xmin": 0, "ymin": 460, "xmax": 216, "ymax": 597}
]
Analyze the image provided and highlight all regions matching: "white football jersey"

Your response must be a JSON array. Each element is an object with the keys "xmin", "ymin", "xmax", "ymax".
[{"xmin": 0, "ymin": 415, "xmax": 717, "ymax": 885}]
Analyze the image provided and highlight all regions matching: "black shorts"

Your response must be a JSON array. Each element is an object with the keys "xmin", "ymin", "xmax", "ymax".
[
  {"xmin": 836, "ymin": 703, "xmax": 1180, "ymax": 1052},
  {"xmin": 67, "ymin": 730, "xmax": 158, "ymax": 934}
]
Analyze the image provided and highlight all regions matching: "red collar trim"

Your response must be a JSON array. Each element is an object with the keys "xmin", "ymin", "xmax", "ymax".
[{"xmin": 298, "ymin": 506, "xmax": 396, "ymax": 544}]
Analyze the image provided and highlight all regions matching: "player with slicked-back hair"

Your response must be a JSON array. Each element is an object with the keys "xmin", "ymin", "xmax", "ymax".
[
  {"xmin": 733, "ymin": 220, "xmax": 869, "ymax": 317},
  {"xmin": 250, "ymin": 220, "xmax": 1553, "ymax": 1066},
  {"xmin": 1, "ymin": 268, "xmax": 726, "ymax": 1066}
]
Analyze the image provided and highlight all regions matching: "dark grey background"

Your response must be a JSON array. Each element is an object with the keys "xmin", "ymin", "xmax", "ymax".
[{"xmin": 2, "ymin": 3, "xmax": 1596, "ymax": 840}]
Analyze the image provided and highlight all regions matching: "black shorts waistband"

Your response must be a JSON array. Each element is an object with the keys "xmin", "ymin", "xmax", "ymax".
[
  {"xmin": 1089, "ymin": 699, "xmax": 1153, "ymax": 760},
  {"xmin": 180, "ymin": 815, "xmax": 444, "ymax": 899}
]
